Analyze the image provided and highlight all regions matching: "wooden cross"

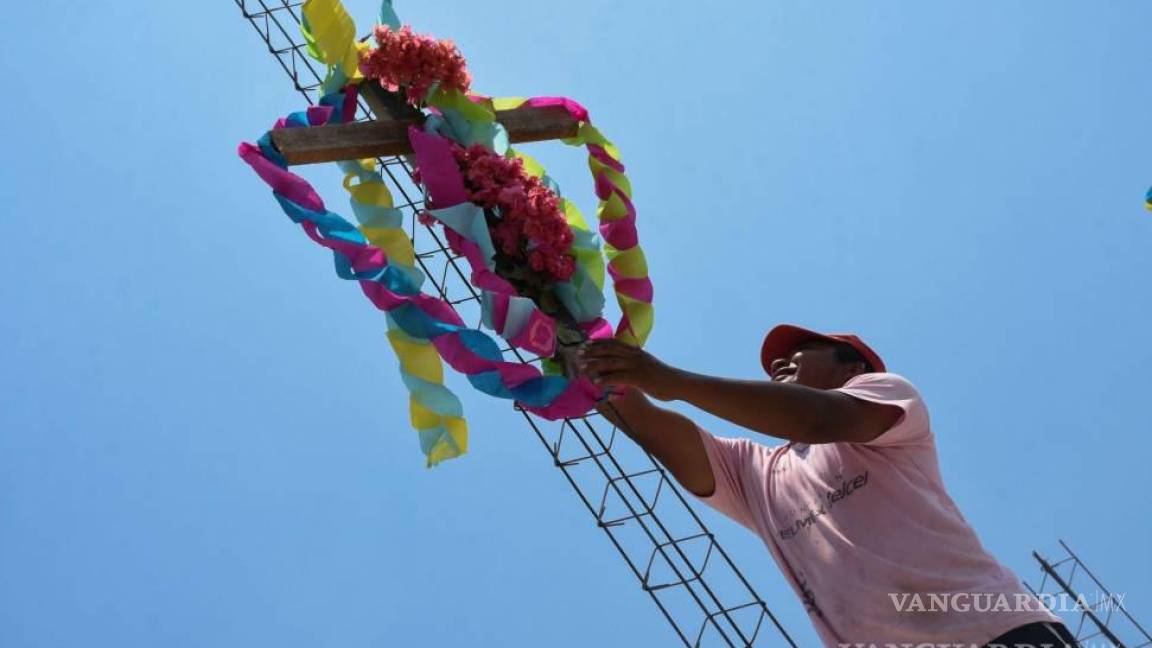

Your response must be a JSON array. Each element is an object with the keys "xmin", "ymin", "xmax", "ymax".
[{"xmin": 270, "ymin": 83, "xmax": 581, "ymax": 165}]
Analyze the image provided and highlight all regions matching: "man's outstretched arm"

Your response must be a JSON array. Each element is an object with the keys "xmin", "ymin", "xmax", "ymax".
[{"xmin": 579, "ymin": 340, "xmax": 901, "ymax": 445}]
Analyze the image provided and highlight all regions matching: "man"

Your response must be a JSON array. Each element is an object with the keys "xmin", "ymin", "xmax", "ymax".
[{"xmin": 576, "ymin": 323, "xmax": 1077, "ymax": 647}]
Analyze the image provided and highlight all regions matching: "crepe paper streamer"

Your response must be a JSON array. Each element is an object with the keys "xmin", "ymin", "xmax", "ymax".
[
  {"xmin": 338, "ymin": 151, "xmax": 469, "ymax": 466},
  {"xmin": 378, "ymin": 0, "xmax": 401, "ymax": 30},
  {"xmin": 426, "ymin": 90, "xmax": 509, "ymax": 153},
  {"xmin": 261, "ymin": 89, "xmax": 469, "ymax": 466},
  {"xmin": 387, "ymin": 318, "xmax": 468, "ymax": 466},
  {"xmin": 238, "ymin": 93, "xmax": 606, "ymax": 425},
  {"xmin": 556, "ymin": 109, "xmax": 654, "ymax": 348},
  {"xmin": 301, "ymin": 0, "xmax": 364, "ymax": 83}
]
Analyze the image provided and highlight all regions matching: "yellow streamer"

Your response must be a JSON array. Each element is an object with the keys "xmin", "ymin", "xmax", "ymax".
[
  {"xmin": 331, "ymin": 109, "xmax": 467, "ymax": 463},
  {"xmin": 301, "ymin": 0, "xmax": 363, "ymax": 82}
]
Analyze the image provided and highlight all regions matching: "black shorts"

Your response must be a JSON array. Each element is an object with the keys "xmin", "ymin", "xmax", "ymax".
[{"xmin": 983, "ymin": 621, "xmax": 1081, "ymax": 648}]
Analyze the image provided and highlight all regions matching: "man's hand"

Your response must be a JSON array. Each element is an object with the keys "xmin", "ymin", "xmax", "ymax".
[
  {"xmin": 577, "ymin": 339, "xmax": 685, "ymax": 401},
  {"xmin": 574, "ymin": 342, "xmax": 716, "ymax": 497}
]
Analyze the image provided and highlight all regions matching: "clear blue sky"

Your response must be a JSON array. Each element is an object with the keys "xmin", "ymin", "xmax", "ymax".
[{"xmin": 2, "ymin": 1, "xmax": 1150, "ymax": 646}]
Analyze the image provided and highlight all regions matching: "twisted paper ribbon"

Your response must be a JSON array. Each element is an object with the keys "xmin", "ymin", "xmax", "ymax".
[{"xmin": 245, "ymin": 89, "xmax": 469, "ymax": 466}]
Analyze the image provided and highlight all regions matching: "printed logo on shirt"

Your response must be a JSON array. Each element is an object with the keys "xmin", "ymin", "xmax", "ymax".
[{"xmin": 778, "ymin": 470, "xmax": 870, "ymax": 540}]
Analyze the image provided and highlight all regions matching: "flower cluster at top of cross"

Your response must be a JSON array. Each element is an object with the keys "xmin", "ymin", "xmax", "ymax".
[
  {"xmin": 358, "ymin": 25, "xmax": 471, "ymax": 103},
  {"xmin": 441, "ymin": 143, "xmax": 576, "ymax": 282}
]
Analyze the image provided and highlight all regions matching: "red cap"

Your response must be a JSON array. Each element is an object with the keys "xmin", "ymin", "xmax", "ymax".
[{"xmin": 760, "ymin": 324, "xmax": 886, "ymax": 375}]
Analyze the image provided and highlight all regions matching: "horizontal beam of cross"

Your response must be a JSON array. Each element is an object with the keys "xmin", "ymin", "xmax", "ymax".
[{"xmin": 269, "ymin": 85, "xmax": 581, "ymax": 165}]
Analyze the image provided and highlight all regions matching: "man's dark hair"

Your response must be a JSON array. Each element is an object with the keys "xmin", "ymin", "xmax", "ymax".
[{"xmin": 832, "ymin": 342, "xmax": 875, "ymax": 373}]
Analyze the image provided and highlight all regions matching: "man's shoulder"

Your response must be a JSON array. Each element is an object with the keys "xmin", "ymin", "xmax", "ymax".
[
  {"xmin": 698, "ymin": 426, "xmax": 785, "ymax": 460},
  {"xmin": 841, "ymin": 371, "xmax": 923, "ymax": 397},
  {"xmin": 837, "ymin": 371, "xmax": 930, "ymax": 421},
  {"xmin": 837, "ymin": 371, "xmax": 934, "ymax": 446}
]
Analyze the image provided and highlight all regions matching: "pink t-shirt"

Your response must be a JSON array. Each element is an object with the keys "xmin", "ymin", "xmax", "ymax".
[{"xmin": 694, "ymin": 372, "xmax": 1061, "ymax": 646}]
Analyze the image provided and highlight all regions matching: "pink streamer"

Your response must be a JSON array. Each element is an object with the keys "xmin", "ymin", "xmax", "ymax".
[
  {"xmin": 581, "ymin": 318, "xmax": 614, "ymax": 340},
  {"xmin": 491, "ymin": 292, "xmax": 510, "ymax": 331},
  {"xmin": 521, "ymin": 96, "xmax": 590, "ymax": 123},
  {"xmin": 587, "ymin": 144, "xmax": 625, "ymax": 173},
  {"xmin": 528, "ymin": 378, "xmax": 602, "ymax": 419},
  {"xmin": 306, "ymin": 105, "xmax": 335, "ymax": 125},
  {"xmin": 409, "ymin": 126, "xmax": 469, "ymax": 207},
  {"xmin": 238, "ymin": 142, "xmax": 325, "ymax": 212},
  {"xmin": 612, "ymin": 277, "xmax": 654, "ymax": 302}
]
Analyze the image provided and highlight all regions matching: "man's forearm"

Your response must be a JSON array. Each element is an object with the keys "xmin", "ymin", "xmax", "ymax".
[
  {"xmin": 593, "ymin": 389, "xmax": 716, "ymax": 496},
  {"xmin": 595, "ymin": 389, "xmax": 659, "ymax": 443},
  {"xmin": 595, "ymin": 391, "xmax": 635, "ymax": 431},
  {"xmin": 668, "ymin": 370, "xmax": 839, "ymax": 444}
]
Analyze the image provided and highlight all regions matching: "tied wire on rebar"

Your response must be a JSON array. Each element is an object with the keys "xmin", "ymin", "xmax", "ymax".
[
  {"xmin": 233, "ymin": 2, "xmax": 799, "ymax": 645},
  {"xmin": 1026, "ymin": 540, "xmax": 1151, "ymax": 648}
]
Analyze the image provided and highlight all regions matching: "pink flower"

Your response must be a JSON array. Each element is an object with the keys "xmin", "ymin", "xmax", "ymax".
[
  {"xmin": 553, "ymin": 255, "xmax": 576, "ymax": 280},
  {"xmin": 528, "ymin": 249, "xmax": 548, "ymax": 272},
  {"xmin": 359, "ymin": 25, "xmax": 472, "ymax": 105},
  {"xmin": 492, "ymin": 220, "xmax": 521, "ymax": 255},
  {"xmin": 439, "ymin": 142, "xmax": 577, "ymax": 282}
]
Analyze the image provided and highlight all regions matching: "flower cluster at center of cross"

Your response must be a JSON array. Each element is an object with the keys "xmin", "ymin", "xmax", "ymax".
[{"xmin": 439, "ymin": 143, "xmax": 577, "ymax": 283}]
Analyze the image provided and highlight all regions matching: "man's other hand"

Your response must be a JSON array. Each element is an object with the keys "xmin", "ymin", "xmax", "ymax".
[{"xmin": 577, "ymin": 339, "xmax": 684, "ymax": 401}]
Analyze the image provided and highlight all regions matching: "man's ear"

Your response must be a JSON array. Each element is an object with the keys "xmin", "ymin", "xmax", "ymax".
[{"xmin": 842, "ymin": 361, "xmax": 868, "ymax": 381}]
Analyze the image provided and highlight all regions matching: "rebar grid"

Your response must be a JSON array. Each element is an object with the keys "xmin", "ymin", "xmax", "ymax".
[
  {"xmin": 234, "ymin": 2, "xmax": 798, "ymax": 644},
  {"xmin": 1026, "ymin": 540, "xmax": 1151, "ymax": 648}
]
